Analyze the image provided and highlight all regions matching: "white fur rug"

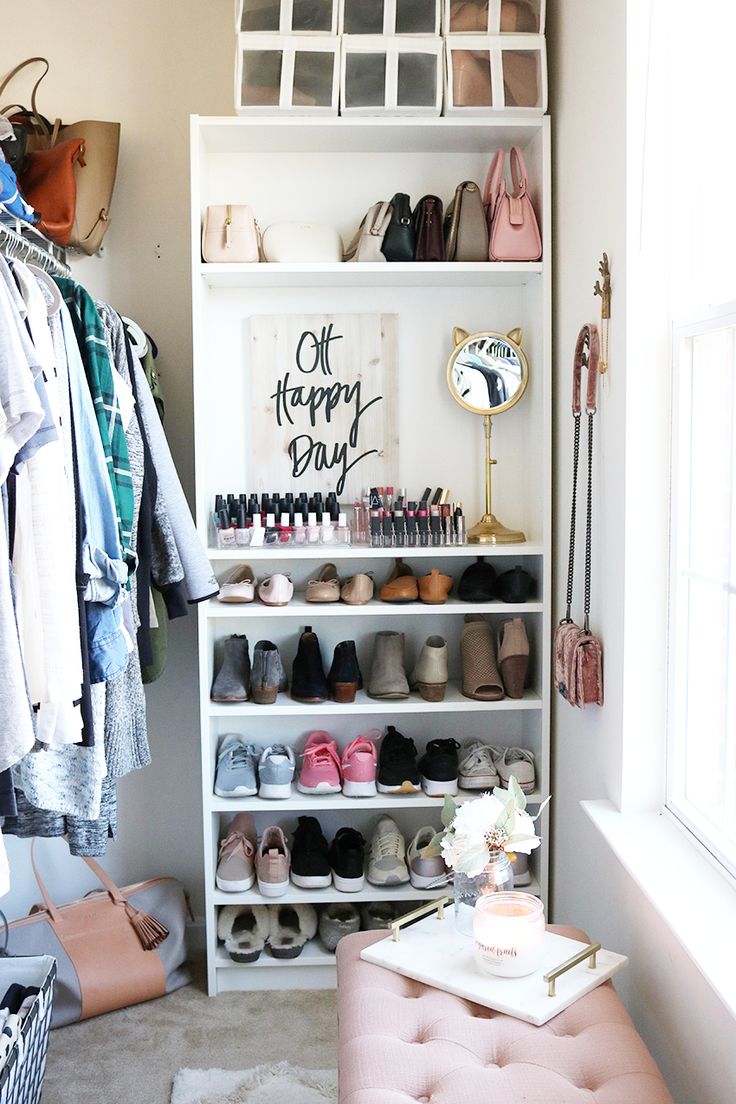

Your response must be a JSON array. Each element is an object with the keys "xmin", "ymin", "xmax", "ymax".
[{"xmin": 171, "ymin": 1061, "xmax": 337, "ymax": 1104}]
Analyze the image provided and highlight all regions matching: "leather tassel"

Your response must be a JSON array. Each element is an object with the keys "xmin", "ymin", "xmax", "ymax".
[{"xmin": 125, "ymin": 902, "xmax": 169, "ymax": 951}]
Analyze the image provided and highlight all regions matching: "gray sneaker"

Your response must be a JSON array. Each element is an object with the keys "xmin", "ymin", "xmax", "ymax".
[
  {"xmin": 214, "ymin": 735, "xmax": 258, "ymax": 797},
  {"xmin": 407, "ymin": 826, "xmax": 449, "ymax": 890},
  {"xmin": 458, "ymin": 740, "xmax": 502, "ymax": 790},
  {"xmin": 319, "ymin": 903, "xmax": 360, "ymax": 952},
  {"xmin": 366, "ymin": 816, "xmax": 409, "ymax": 886},
  {"xmin": 258, "ymin": 744, "xmax": 296, "ymax": 799}
]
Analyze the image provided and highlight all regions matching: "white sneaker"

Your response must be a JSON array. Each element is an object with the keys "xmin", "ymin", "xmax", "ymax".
[
  {"xmin": 407, "ymin": 826, "xmax": 448, "ymax": 889},
  {"xmin": 217, "ymin": 564, "xmax": 256, "ymax": 603},
  {"xmin": 457, "ymin": 741, "xmax": 502, "ymax": 790},
  {"xmin": 366, "ymin": 817, "xmax": 409, "ymax": 886},
  {"xmin": 497, "ymin": 747, "xmax": 536, "ymax": 794},
  {"xmin": 258, "ymin": 573, "xmax": 294, "ymax": 607}
]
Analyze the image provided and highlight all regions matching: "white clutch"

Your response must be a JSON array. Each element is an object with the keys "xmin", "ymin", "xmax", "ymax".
[{"xmin": 262, "ymin": 222, "xmax": 343, "ymax": 263}]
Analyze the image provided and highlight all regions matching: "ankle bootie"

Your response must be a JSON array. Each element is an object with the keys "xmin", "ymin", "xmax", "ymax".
[
  {"xmin": 461, "ymin": 616, "xmax": 504, "ymax": 701},
  {"xmin": 291, "ymin": 626, "xmax": 328, "ymax": 703},
  {"xmin": 498, "ymin": 618, "xmax": 530, "ymax": 699},
  {"xmin": 495, "ymin": 565, "xmax": 534, "ymax": 604},
  {"xmin": 328, "ymin": 640, "xmax": 363, "ymax": 703},
  {"xmin": 368, "ymin": 632, "xmax": 410, "ymax": 699},
  {"xmin": 457, "ymin": 557, "xmax": 497, "ymax": 602},
  {"xmin": 418, "ymin": 568, "xmax": 453, "ymax": 605},
  {"xmin": 411, "ymin": 635, "xmax": 449, "ymax": 701},
  {"xmin": 251, "ymin": 640, "xmax": 288, "ymax": 705},
  {"xmin": 211, "ymin": 635, "xmax": 250, "ymax": 702}
]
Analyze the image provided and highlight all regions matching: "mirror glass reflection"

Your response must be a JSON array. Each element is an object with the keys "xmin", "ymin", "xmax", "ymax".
[{"xmin": 449, "ymin": 335, "xmax": 525, "ymax": 415}]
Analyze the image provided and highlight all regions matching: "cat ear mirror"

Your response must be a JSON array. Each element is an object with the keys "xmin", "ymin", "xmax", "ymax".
[{"xmin": 447, "ymin": 328, "xmax": 528, "ymax": 544}]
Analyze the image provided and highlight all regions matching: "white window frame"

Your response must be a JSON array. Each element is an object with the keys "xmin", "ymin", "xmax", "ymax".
[{"xmin": 666, "ymin": 300, "xmax": 736, "ymax": 882}]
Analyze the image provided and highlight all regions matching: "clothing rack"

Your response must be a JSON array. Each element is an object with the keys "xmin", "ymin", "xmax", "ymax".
[{"xmin": 0, "ymin": 215, "xmax": 71, "ymax": 278}]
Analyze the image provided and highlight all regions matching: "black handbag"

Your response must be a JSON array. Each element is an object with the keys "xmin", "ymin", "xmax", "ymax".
[{"xmin": 381, "ymin": 193, "xmax": 415, "ymax": 261}]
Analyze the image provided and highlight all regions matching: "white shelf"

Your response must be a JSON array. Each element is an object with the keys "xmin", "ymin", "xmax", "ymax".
[
  {"xmin": 215, "ymin": 943, "xmax": 335, "ymax": 969},
  {"xmin": 205, "ymin": 596, "xmax": 544, "ymax": 619},
  {"xmin": 207, "ymin": 543, "xmax": 544, "ymax": 561},
  {"xmin": 208, "ymin": 685, "xmax": 542, "ymax": 717},
  {"xmin": 213, "ymin": 878, "xmax": 540, "ymax": 907},
  {"xmin": 201, "ymin": 261, "xmax": 543, "ymax": 289},
  {"xmin": 209, "ymin": 787, "xmax": 544, "ymax": 813}
]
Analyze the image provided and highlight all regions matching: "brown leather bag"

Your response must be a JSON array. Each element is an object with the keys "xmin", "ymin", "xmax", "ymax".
[
  {"xmin": 20, "ymin": 137, "xmax": 85, "ymax": 246},
  {"xmin": 413, "ymin": 195, "xmax": 445, "ymax": 261},
  {"xmin": 6, "ymin": 842, "xmax": 191, "ymax": 1027}
]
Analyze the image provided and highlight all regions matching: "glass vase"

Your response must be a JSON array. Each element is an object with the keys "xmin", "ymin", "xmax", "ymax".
[{"xmin": 453, "ymin": 850, "xmax": 514, "ymax": 937}]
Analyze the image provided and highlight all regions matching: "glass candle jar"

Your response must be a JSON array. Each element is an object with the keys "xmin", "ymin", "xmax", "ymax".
[
  {"xmin": 454, "ymin": 851, "xmax": 514, "ymax": 937},
  {"xmin": 473, "ymin": 893, "xmax": 545, "ymax": 978}
]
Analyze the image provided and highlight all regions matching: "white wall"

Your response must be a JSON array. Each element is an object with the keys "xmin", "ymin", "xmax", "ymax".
[
  {"xmin": 548, "ymin": 2, "xmax": 736, "ymax": 1101},
  {"xmin": 0, "ymin": 1, "xmax": 233, "ymax": 916}
]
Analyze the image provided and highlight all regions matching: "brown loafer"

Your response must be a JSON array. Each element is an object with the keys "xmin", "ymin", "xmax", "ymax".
[
  {"xmin": 417, "ymin": 568, "xmax": 453, "ymax": 605},
  {"xmin": 379, "ymin": 559, "xmax": 418, "ymax": 603}
]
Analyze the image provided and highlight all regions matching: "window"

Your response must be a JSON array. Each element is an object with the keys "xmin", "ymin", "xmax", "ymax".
[{"xmin": 667, "ymin": 304, "xmax": 736, "ymax": 877}]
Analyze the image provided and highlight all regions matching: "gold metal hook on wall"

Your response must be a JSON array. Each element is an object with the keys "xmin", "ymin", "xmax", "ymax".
[{"xmin": 593, "ymin": 253, "xmax": 611, "ymax": 373}]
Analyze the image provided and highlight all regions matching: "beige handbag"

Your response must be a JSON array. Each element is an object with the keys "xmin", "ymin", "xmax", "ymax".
[
  {"xmin": 343, "ymin": 201, "xmax": 393, "ymax": 262},
  {"xmin": 202, "ymin": 204, "xmax": 261, "ymax": 263},
  {"xmin": 444, "ymin": 181, "xmax": 489, "ymax": 261}
]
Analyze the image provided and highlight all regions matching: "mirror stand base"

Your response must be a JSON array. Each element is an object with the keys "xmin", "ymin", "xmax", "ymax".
[{"xmin": 467, "ymin": 514, "xmax": 526, "ymax": 545}]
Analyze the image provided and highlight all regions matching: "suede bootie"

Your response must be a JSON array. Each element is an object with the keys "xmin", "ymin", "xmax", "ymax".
[
  {"xmin": 498, "ymin": 618, "xmax": 530, "ymax": 699},
  {"xmin": 461, "ymin": 617, "xmax": 504, "ymax": 701},
  {"xmin": 411, "ymin": 635, "xmax": 448, "ymax": 701},
  {"xmin": 291, "ymin": 626, "xmax": 328, "ymax": 703},
  {"xmin": 328, "ymin": 640, "xmax": 363, "ymax": 703},
  {"xmin": 251, "ymin": 640, "xmax": 288, "ymax": 705},
  {"xmin": 368, "ymin": 631, "xmax": 409, "ymax": 699},
  {"xmin": 211, "ymin": 634, "xmax": 250, "ymax": 703}
]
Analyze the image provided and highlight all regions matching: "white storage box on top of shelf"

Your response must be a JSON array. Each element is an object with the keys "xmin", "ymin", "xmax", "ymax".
[
  {"xmin": 443, "ymin": 0, "xmax": 545, "ymax": 35},
  {"xmin": 235, "ymin": 34, "xmax": 340, "ymax": 114},
  {"xmin": 341, "ymin": 0, "xmax": 441, "ymax": 36},
  {"xmin": 444, "ymin": 34, "xmax": 546, "ymax": 115},
  {"xmin": 237, "ymin": 0, "xmax": 339, "ymax": 34},
  {"xmin": 341, "ymin": 35, "xmax": 443, "ymax": 116}
]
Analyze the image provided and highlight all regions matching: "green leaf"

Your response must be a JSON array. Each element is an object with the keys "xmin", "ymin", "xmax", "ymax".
[
  {"xmin": 496, "ymin": 798, "xmax": 517, "ymax": 836},
  {"xmin": 420, "ymin": 832, "xmax": 445, "ymax": 859},
  {"xmin": 441, "ymin": 795, "xmax": 457, "ymax": 829},
  {"xmin": 454, "ymin": 843, "xmax": 490, "ymax": 874},
  {"xmin": 508, "ymin": 775, "xmax": 527, "ymax": 811},
  {"xmin": 530, "ymin": 796, "xmax": 552, "ymax": 822}
]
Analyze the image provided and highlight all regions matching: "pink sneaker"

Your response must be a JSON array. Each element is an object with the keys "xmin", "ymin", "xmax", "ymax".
[
  {"xmin": 297, "ymin": 731, "xmax": 342, "ymax": 794},
  {"xmin": 341, "ymin": 730, "xmax": 380, "ymax": 797}
]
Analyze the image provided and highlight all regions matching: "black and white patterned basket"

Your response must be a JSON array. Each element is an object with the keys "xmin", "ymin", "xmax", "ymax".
[{"xmin": 0, "ymin": 954, "xmax": 56, "ymax": 1104}]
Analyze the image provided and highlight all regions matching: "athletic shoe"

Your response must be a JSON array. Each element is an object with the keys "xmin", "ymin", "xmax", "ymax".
[
  {"xmin": 329, "ymin": 827, "xmax": 365, "ymax": 892},
  {"xmin": 258, "ymin": 744, "xmax": 296, "ymax": 799},
  {"xmin": 216, "ymin": 813, "xmax": 257, "ymax": 892},
  {"xmin": 407, "ymin": 826, "xmax": 449, "ymax": 890},
  {"xmin": 366, "ymin": 817, "xmax": 410, "ymax": 886},
  {"xmin": 457, "ymin": 740, "xmax": 501, "ymax": 790},
  {"xmin": 298, "ymin": 731, "xmax": 342, "ymax": 794},
  {"xmin": 418, "ymin": 738, "xmax": 460, "ymax": 797},
  {"xmin": 377, "ymin": 726, "xmax": 420, "ymax": 794},
  {"xmin": 496, "ymin": 747, "xmax": 536, "ymax": 794},
  {"xmin": 214, "ymin": 735, "xmax": 258, "ymax": 797},
  {"xmin": 291, "ymin": 816, "xmax": 332, "ymax": 889},
  {"xmin": 256, "ymin": 826, "xmax": 290, "ymax": 897},
  {"xmin": 341, "ymin": 730, "xmax": 380, "ymax": 797}
]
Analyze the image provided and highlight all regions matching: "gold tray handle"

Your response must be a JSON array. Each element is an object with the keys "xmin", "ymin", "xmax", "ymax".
[
  {"xmin": 390, "ymin": 897, "xmax": 451, "ymax": 943},
  {"xmin": 543, "ymin": 942, "xmax": 601, "ymax": 997}
]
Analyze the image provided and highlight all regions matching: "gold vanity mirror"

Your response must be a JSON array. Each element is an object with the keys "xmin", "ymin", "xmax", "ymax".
[{"xmin": 447, "ymin": 327, "xmax": 528, "ymax": 544}]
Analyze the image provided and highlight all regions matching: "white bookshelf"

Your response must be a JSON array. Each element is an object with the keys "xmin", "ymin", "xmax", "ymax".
[{"xmin": 191, "ymin": 114, "xmax": 552, "ymax": 994}]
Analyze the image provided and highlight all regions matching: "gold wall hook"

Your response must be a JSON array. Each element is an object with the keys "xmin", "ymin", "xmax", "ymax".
[{"xmin": 593, "ymin": 254, "xmax": 611, "ymax": 374}]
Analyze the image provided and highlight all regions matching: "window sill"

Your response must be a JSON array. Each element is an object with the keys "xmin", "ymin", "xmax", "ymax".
[{"xmin": 582, "ymin": 799, "xmax": 736, "ymax": 1019}]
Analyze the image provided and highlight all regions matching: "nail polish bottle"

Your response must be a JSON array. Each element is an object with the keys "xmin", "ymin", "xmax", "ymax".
[
  {"xmin": 265, "ymin": 513, "xmax": 279, "ymax": 545},
  {"xmin": 337, "ymin": 512, "xmax": 350, "ymax": 544},
  {"xmin": 307, "ymin": 512, "xmax": 321, "ymax": 544},
  {"xmin": 235, "ymin": 504, "xmax": 251, "ymax": 547},
  {"xmin": 321, "ymin": 512, "xmax": 336, "ymax": 545},
  {"xmin": 217, "ymin": 508, "xmax": 236, "ymax": 548},
  {"xmin": 250, "ymin": 512, "xmax": 264, "ymax": 547},
  {"xmin": 293, "ymin": 512, "xmax": 307, "ymax": 545},
  {"xmin": 279, "ymin": 512, "xmax": 293, "ymax": 545}
]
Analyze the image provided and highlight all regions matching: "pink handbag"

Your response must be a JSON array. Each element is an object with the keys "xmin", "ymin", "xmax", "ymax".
[{"xmin": 484, "ymin": 146, "xmax": 542, "ymax": 261}]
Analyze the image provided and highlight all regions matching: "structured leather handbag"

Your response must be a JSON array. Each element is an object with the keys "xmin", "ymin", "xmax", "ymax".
[
  {"xmin": 6, "ymin": 842, "xmax": 191, "ymax": 1027},
  {"xmin": 444, "ymin": 180, "xmax": 489, "ymax": 261},
  {"xmin": 18, "ymin": 138, "xmax": 85, "ymax": 246},
  {"xmin": 262, "ymin": 221, "xmax": 342, "ymax": 262},
  {"xmin": 343, "ymin": 201, "xmax": 393, "ymax": 262},
  {"xmin": 553, "ymin": 324, "xmax": 604, "ymax": 708},
  {"xmin": 484, "ymin": 146, "xmax": 542, "ymax": 261},
  {"xmin": 202, "ymin": 204, "xmax": 261, "ymax": 263},
  {"xmin": 1, "ymin": 57, "xmax": 121, "ymax": 254},
  {"xmin": 413, "ymin": 194, "xmax": 445, "ymax": 261},
  {"xmin": 381, "ymin": 193, "xmax": 415, "ymax": 262}
]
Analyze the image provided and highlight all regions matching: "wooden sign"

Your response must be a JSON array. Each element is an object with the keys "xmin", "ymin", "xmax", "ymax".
[{"xmin": 249, "ymin": 313, "xmax": 399, "ymax": 502}]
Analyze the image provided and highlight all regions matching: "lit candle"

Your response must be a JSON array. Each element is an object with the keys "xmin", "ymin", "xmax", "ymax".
[{"xmin": 473, "ymin": 893, "xmax": 545, "ymax": 978}]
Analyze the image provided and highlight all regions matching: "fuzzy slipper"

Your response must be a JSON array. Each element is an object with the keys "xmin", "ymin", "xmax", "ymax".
[
  {"xmin": 267, "ymin": 904, "xmax": 318, "ymax": 959},
  {"xmin": 218, "ymin": 905, "xmax": 270, "ymax": 963}
]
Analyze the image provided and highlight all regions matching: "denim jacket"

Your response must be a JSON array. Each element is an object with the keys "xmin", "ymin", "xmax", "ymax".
[{"xmin": 60, "ymin": 302, "xmax": 129, "ymax": 683}]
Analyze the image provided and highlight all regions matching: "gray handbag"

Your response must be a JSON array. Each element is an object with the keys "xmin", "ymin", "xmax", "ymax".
[
  {"xmin": 444, "ymin": 180, "xmax": 489, "ymax": 261},
  {"xmin": 6, "ymin": 842, "xmax": 191, "ymax": 1027}
]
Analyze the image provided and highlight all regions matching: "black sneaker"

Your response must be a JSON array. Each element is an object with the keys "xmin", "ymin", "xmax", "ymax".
[
  {"xmin": 377, "ymin": 726, "xmax": 420, "ymax": 794},
  {"xmin": 457, "ymin": 557, "xmax": 497, "ymax": 602},
  {"xmin": 419, "ymin": 739, "xmax": 460, "ymax": 797},
  {"xmin": 290, "ymin": 816, "xmax": 331, "ymax": 889},
  {"xmin": 329, "ymin": 827, "xmax": 366, "ymax": 892},
  {"xmin": 291, "ymin": 626, "xmax": 328, "ymax": 703}
]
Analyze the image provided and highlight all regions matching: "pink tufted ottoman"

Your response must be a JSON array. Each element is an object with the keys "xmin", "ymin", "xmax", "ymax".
[{"xmin": 337, "ymin": 926, "xmax": 673, "ymax": 1104}]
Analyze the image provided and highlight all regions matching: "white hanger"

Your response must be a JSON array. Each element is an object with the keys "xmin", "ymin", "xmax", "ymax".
[
  {"xmin": 121, "ymin": 315, "xmax": 148, "ymax": 358},
  {"xmin": 26, "ymin": 262, "xmax": 62, "ymax": 316}
]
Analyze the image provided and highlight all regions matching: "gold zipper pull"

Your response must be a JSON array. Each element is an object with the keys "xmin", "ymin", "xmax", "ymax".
[{"xmin": 225, "ymin": 204, "xmax": 232, "ymax": 249}]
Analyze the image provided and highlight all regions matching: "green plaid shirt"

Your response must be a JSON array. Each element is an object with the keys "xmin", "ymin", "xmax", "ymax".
[{"xmin": 55, "ymin": 277, "xmax": 134, "ymax": 567}]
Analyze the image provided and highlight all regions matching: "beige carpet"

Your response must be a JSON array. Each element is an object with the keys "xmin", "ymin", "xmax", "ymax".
[{"xmin": 41, "ymin": 973, "xmax": 337, "ymax": 1104}]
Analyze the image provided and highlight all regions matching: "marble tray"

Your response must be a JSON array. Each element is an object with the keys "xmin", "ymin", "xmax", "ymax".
[{"xmin": 360, "ymin": 915, "xmax": 628, "ymax": 1026}]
